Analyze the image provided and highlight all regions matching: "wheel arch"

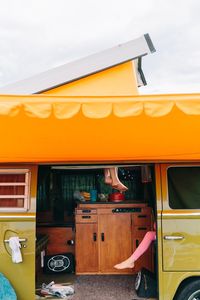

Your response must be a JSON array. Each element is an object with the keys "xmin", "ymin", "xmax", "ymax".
[{"xmin": 173, "ymin": 276, "xmax": 200, "ymax": 299}]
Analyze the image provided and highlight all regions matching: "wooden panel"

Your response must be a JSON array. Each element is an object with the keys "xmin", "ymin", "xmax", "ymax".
[
  {"xmin": 97, "ymin": 208, "xmax": 117, "ymax": 214},
  {"xmin": 37, "ymin": 227, "xmax": 75, "ymax": 255},
  {"xmin": 132, "ymin": 212, "xmax": 152, "ymax": 226},
  {"xmin": 0, "ymin": 186, "xmax": 25, "ymax": 195},
  {"xmin": 131, "ymin": 207, "xmax": 154, "ymax": 272},
  {"xmin": 76, "ymin": 209, "xmax": 97, "ymax": 215},
  {"xmin": 77, "ymin": 202, "xmax": 147, "ymax": 209},
  {"xmin": 75, "ymin": 203, "xmax": 154, "ymax": 275},
  {"xmin": 76, "ymin": 223, "xmax": 98, "ymax": 273},
  {"xmin": 99, "ymin": 214, "xmax": 133, "ymax": 274},
  {"xmin": 133, "ymin": 237, "xmax": 154, "ymax": 272},
  {"xmin": 75, "ymin": 214, "xmax": 97, "ymax": 223},
  {"xmin": 0, "ymin": 174, "xmax": 25, "ymax": 182},
  {"xmin": 133, "ymin": 226, "xmax": 151, "ymax": 237},
  {"xmin": 0, "ymin": 198, "xmax": 24, "ymax": 207}
]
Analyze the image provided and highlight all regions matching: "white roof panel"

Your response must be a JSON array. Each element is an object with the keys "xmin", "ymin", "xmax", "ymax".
[{"xmin": 0, "ymin": 33, "xmax": 155, "ymax": 94}]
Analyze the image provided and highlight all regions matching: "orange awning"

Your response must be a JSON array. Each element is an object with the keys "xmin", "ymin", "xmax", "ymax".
[
  {"xmin": 1, "ymin": 93, "xmax": 200, "ymax": 163},
  {"xmin": 1, "ymin": 94, "xmax": 200, "ymax": 118}
]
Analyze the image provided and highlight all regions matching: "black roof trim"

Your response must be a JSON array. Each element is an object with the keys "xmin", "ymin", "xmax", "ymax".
[
  {"xmin": 138, "ymin": 57, "xmax": 147, "ymax": 86},
  {"xmin": 144, "ymin": 33, "xmax": 156, "ymax": 54}
]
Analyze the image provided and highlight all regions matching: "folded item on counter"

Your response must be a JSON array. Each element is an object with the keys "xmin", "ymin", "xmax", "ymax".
[{"xmin": 80, "ymin": 191, "xmax": 90, "ymax": 201}]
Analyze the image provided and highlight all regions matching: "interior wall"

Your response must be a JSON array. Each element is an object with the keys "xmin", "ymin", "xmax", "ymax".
[{"xmin": 36, "ymin": 166, "xmax": 155, "ymax": 224}]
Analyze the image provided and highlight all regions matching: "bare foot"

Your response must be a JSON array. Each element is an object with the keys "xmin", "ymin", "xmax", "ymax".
[
  {"xmin": 114, "ymin": 258, "xmax": 135, "ymax": 269},
  {"xmin": 112, "ymin": 182, "xmax": 128, "ymax": 192}
]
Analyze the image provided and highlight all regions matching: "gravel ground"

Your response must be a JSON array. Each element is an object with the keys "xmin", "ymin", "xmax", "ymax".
[{"xmin": 35, "ymin": 274, "xmax": 154, "ymax": 300}]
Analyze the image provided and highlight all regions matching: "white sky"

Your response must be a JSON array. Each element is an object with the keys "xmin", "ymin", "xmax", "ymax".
[{"xmin": 0, "ymin": 0, "xmax": 200, "ymax": 94}]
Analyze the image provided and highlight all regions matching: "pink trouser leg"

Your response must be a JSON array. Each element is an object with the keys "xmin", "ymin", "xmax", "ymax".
[{"xmin": 130, "ymin": 231, "xmax": 156, "ymax": 262}]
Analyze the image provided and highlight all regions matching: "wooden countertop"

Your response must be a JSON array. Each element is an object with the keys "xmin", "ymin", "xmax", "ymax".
[{"xmin": 77, "ymin": 201, "xmax": 148, "ymax": 209}]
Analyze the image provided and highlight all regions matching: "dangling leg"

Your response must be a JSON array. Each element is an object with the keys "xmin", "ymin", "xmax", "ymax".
[
  {"xmin": 114, "ymin": 231, "xmax": 156, "ymax": 269},
  {"xmin": 104, "ymin": 168, "xmax": 112, "ymax": 185},
  {"xmin": 109, "ymin": 167, "xmax": 128, "ymax": 192}
]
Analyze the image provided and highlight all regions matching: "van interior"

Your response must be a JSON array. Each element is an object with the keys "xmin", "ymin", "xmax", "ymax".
[{"xmin": 35, "ymin": 164, "xmax": 157, "ymax": 299}]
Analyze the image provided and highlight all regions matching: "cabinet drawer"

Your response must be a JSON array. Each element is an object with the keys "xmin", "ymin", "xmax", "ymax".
[
  {"xmin": 76, "ymin": 214, "xmax": 98, "ymax": 223},
  {"xmin": 133, "ymin": 226, "xmax": 151, "ymax": 238},
  {"xmin": 132, "ymin": 213, "xmax": 152, "ymax": 226},
  {"xmin": 76, "ymin": 209, "xmax": 97, "ymax": 215}
]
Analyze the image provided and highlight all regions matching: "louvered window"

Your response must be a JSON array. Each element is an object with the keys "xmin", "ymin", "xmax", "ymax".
[{"xmin": 0, "ymin": 169, "xmax": 30, "ymax": 211}]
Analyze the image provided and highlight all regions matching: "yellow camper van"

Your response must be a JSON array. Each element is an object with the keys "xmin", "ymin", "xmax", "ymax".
[{"xmin": 0, "ymin": 34, "xmax": 200, "ymax": 300}]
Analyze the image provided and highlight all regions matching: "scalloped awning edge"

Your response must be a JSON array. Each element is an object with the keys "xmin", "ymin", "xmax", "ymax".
[{"xmin": 0, "ymin": 100, "xmax": 200, "ymax": 118}]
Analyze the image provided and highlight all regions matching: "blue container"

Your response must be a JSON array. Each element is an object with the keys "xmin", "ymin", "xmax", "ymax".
[
  {"xmin": 90, "ymin": 189, "xmax": 97, "ymax": 202},
  {"xmin": 0, "ymin": 273, "xmax": 17, "ymax": 300}
]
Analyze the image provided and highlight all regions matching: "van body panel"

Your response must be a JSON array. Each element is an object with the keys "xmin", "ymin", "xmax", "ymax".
[
  {"xmin": 155, "ymin": 164, "xmax": 164, "ymax": 300},
  {"xmin": 162, "ymin": 216, "xmax": 200, "ymax": 271},
  {"xmin": 0, "ymin": 165, "xmax": 37, "ymax": 300},
  {"xmin": 159, "ymin": 271, "xmax": 200, "ymax": 300},
  {"xmin": 160, "ymin": 164, "xmax": 200, "ymax": 299},
  {"xmin": 161, "ymin": 164, "xmax": 200, "ymax": 271},
  {"xmin": 0, "ymin": 218, "xmax": 35, "ymax": 300}
]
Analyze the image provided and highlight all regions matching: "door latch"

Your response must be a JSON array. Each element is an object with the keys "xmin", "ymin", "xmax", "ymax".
[
  {"xmin": 4, "ymin": 238, "xmax": 27, "ymax": 248},
  {"xmin": 164, "ymin": 235, "xmax": 184, "ymax": 241}
]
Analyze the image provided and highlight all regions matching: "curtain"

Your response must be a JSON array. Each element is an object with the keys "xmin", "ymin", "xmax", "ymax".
[{"xmin": 37, "ymin": 167, "xmax": 51, "ymax": 211}]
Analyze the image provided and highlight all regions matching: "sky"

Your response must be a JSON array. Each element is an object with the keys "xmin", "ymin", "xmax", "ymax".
[{"xmin": 0, "ymin": 0, "xmax": 200, "ymax": 94}]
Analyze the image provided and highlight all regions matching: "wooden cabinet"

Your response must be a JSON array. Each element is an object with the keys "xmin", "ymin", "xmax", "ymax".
[
  {"xmin": 75, "ymin": 203, "xmax": 153, "ymax": 275},
  {"xmin": 132, "ymin": 211, "xmax": 153, "ymax": 272},
  {"xmin": 76, "ymin": 223, "xmax": 98, "ymax": 273},
  {"xmin": 99, "ymin": 213, "xmax": 132, "ymax": 274},
  {"xmin": 37, "ymin": 226, "xmax": 75, "ymax": 255}
]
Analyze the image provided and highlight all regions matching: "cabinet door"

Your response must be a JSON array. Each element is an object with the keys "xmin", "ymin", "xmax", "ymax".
[
  {"xmin": 37, "ymin": 227, "xmax": 75, "ymax": 255},
  {"xmin": 75, "ymin": 223, "xmax": 98, "ymax": 273},
  {"xmin": 99, "ymin": 214, "xmax": 133, "ymax": 273}
]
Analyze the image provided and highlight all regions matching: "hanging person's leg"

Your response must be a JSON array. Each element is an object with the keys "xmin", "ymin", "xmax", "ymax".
[
  {"xmin": 104, "ymin": 168, "xmax": 112, "ymax": 185},
  {"xmin": 114, "ymin": 231, "xmax": 156, "ymax": 269},
  {"xmin": 109, "ymin": 167, "xmax": 128, "ymax": 192}
]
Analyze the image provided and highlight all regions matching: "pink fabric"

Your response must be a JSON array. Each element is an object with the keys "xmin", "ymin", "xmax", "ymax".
[{"xmin": 131, "ymin": 231, "xmax": 156, "ymax": 262}]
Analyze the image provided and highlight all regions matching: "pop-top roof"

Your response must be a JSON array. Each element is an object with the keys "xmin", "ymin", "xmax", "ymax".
[{"xmin": 0, "ymin": 34, "xmax": 155, "ymax": 95}]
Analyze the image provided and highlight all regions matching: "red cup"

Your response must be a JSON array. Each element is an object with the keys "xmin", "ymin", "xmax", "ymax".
[{"xmin": 109, "ymin": 192, "xmax": 125, "ymax": 202}]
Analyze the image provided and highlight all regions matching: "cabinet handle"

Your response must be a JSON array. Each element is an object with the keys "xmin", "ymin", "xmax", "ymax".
[
  {"xmin": 82, "ymin": 209, "xmax": 91, "ymax": 213},
  {"xmin": 136, "ymin": 239, "xmax": 139, "ymax": 248},
  {"xmin": 93, "ymin": 233, "xmax": 97, "ymax": 242},
  {"xmin": 101, "ymin": 233, "xmax": 105, "ymax": 242},
  {"xmin": 138, "ymin": 215, "xmax": 147, "ymax": 218},
  {"xmin": 82, "ymin": 215, "xmax": 91, "ymax": 219}
]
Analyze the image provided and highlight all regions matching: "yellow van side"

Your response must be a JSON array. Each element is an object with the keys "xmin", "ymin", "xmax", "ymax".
[
  {"xmin": 157, "ymin": 164, "xmax": 200, "ymax": 300},
  {"xmin": 0, "ymin": 163, "xmax": 200, "ymax": 300}
]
